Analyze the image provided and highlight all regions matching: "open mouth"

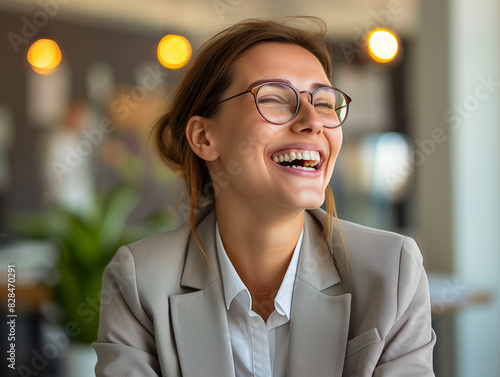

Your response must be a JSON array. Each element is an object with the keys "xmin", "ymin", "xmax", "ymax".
[{"xmin": 271, "ymin": 150, "xmax": 321, "ymax": 171}]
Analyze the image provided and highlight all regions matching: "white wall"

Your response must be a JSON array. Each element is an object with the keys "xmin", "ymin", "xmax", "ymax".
[
  {"xmin": 450, "ymin": 0, "xmax": 500, "ymax": 376},
  {"xmin": 415, "ymin": 1, "xmax": 500, "ymax": 375}
]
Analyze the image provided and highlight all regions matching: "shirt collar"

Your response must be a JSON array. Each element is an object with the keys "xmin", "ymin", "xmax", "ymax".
[
  {"xmin": 273, "ymin": 228, "xmax": 303, "ymax": 317},
  {"xmin": 215, "ymin": 221, "xmax": 303, "ymax": 319},
  {"xmin": 215, "ymin": 222, "xmax": 248, "ymax": 310}
]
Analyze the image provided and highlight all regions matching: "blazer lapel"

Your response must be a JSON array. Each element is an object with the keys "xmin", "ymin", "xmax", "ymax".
[
  {"xmin": 170, "ymin": 209, "xmax": 235, "ymax": 377},
  {"xmin": 288, "ymin": 211, "xmax": 351, "ymax": 377}
]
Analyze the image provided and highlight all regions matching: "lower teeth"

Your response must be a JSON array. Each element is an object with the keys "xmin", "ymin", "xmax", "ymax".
[{"xmin": 291, "ymin": 165, "xmax": 315, "ymax": 171}]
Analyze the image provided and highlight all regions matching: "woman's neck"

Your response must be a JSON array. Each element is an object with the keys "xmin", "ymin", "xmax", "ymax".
[{"xmin": 215, "ymin": 198, "xmax": 304, "ymax": 316}]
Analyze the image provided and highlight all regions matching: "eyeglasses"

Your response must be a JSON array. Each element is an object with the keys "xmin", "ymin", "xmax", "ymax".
[{"xmin": 209, "ymin": 81, "xmax": 352, "ymax": 128}]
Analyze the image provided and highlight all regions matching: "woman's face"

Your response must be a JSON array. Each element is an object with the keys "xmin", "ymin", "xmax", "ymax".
[{"xmin": 206, "ymin": 42, "xmax": 343, "ymax": 212}]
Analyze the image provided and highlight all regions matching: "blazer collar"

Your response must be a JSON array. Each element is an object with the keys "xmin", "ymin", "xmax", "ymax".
[
  {"xmin": 296, "ymin": 210, "xmax": 342, "ymax": 289},
  {"xmin": 179, "ymin": 208, "xmax": 219, "ymax": 290},
  {"xmin": 178, "ymin": 208, "xmax": 343, "ymax": 290},
  {"xmin": 171, "ymin": 208, "xmax": 235, "ymax": 376},
  {"xmin": 287, "ymin": 209, "xmax": 351, "ymax": 377},
  {"xmin": 172, "ymin": 208, "xmax": 350, "ymax": 377}
]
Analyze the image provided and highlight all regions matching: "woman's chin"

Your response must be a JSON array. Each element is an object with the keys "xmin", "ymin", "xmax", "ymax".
[{"xmin": 288, "ymin": 192, "xmax": 325, "ymax": 211}]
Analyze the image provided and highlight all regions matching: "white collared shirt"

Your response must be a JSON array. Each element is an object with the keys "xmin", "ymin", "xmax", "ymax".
[{"xmin": 215, "ymin": 222, "xmax": 303, "ymax": 377}]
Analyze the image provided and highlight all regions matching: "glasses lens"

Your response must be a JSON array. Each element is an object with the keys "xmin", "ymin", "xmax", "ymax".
[
  {"xmin": 255, "ymin": 83, "xmax": 297, "ymax": 124},
  {"xmin": 313, "ymin": 88, "xmax": 348, "ymax": 128},
  {"xmin": 254, "ymin": 84, "xmax": 349, "ymax": 127}
]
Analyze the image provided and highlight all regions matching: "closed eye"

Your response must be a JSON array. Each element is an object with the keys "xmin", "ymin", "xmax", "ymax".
[
  {"xmin": 314, "ymin": 102, "xmax": 334, "ymax": 110},
  {"xmin": 258, "ymin": 96, "xmax": 290, "ymax": 105}
]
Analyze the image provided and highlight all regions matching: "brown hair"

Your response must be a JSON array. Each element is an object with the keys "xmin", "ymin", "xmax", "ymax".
[{"xmin": 153, "ymin": 17, "xmax": 348, "ymax": 275}]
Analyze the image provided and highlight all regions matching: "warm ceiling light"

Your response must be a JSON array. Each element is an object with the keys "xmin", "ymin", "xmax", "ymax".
[
  {"xmin": 367, "ymin": 28, "xmax": 399, "ymax": 63},
  {"xmin": 157, "ymin": 35, "xmax": 191, "ymax": 69},
  {"xmin": 27, "ymin": 39, "xmax": 62, "ymax": 75}
]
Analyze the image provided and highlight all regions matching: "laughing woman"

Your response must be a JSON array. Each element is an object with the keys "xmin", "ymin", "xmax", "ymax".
[{"xmin": 93, "ymin": 18, "xmax": 435, "ymax": 377}]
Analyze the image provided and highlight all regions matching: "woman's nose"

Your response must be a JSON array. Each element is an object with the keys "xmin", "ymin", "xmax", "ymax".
[{"xmin": 289, "ymin": 93, "xmax": 324, "ymax": 134}]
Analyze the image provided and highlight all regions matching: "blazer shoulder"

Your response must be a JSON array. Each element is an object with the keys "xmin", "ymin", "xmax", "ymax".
[
  {"xmin": 109, "ymin": 221, "xmax": 192, "ymax": 286},
  {"xmin": 336, "ymin": 218, "xmax": 423, "ymax": 265},
  {"xmin": 123, "ymin": 206, "xmax": 215, "ymax": 264},
  {"xmin": 127, "ymin": 221, "xmax": 191, "ymax": 258},
  {"xmin": 333, "ymin": 219, "xmax": 426, "ymax": 313}
]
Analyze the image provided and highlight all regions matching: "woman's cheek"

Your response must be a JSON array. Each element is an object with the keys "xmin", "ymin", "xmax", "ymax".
[{"xmin": 329, "ymin": 129, "xmax": 343, "ymax": 160}]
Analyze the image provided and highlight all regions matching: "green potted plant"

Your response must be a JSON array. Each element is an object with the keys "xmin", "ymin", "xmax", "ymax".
[{"xmin": 11, "ymin": 185, "xmax": 173, "ymax": 374}]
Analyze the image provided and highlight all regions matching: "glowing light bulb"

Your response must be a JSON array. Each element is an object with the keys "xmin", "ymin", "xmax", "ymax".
[
  {"xmin": 27, "ymin": 39, "xmax": 62, "ymax": 75},
  {"xmin": 157, "ymin": 35, "xmax": 191, "ymax": 69},
  {"xmin": 367, "ymin": 29, "xmax": 399, "ymax": 63}
]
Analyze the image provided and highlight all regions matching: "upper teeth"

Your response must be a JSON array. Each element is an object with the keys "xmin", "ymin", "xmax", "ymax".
[{"xmin": 272, "ymin": 150, "xmax": 321, "ymax": 166}]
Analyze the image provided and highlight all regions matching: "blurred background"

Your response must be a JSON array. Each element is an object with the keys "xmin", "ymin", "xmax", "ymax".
[{"xmin": 0, "ymin": 0, "xmax": 498, "ymax": 376}]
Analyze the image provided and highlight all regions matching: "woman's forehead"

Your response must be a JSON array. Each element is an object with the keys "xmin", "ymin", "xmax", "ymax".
[{"xmin": 230, "ymin": 43, "xmax": 330, "ymax": 88}]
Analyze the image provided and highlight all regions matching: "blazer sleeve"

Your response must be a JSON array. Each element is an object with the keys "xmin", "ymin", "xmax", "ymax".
[
  {"xmin": 93, "ymin": 246, "xmax": 161, "ymax": 377},
  {"xmin": 374, "ymin": 237, "xmax": 436, "ymax": 377}
]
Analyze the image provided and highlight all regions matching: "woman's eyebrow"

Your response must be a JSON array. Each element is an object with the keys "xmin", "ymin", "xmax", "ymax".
[
  {"xmin": 245, "ymin": 79, "xmax": 331, "ymax": 91},
  {"xmin": 245, "ymin": 78, "xmax": 292, "ymax": 90},
  {"xmin": 310, "ymin": 82, "xmax": 332, "ymax": 90}
]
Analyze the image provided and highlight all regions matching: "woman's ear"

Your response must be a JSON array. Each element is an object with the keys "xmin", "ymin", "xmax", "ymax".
[{"xmin": 185, "ymin": 115, "xmax": 219, "ymax": 161}]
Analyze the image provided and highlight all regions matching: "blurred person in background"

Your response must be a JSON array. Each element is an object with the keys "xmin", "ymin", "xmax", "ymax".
[
  {"xmin": 93, "ymin": 17, "xmax": 435, "ymax": 377},
  {"xmin": 42, "ymin": 100, "xmax": 95, "ymax": 213}
]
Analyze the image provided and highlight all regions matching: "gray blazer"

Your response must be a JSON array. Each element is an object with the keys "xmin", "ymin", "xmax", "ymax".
[{"xmin": 93, "ymin": 208, "xmax": 435, "ymax": 376}]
